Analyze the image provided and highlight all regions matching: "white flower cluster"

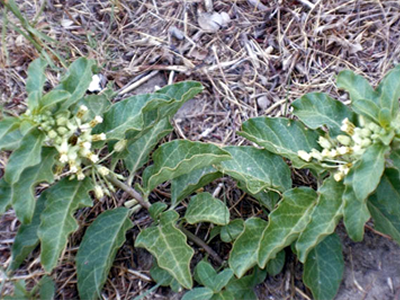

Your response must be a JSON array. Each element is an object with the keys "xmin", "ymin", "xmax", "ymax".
[
  {"xmin": 29, "ymin": 105, "xmax": 107, "ymax": 180},
  {"xmin": 298, "ymin": 117, "xmax": 383, "ymax": 182}
]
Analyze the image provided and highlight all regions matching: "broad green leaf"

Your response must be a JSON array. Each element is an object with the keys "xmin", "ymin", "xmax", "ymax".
[
  {"xmin": 38, "ymin": 276, "xmax": 56, "ymax": 300},
  {"xmin": 182, "ymin": 288, "xmax": 214, "ymax": 300},
  {"xmin": 352, "ymin": 99, "xmax": 380, "ymax": 124},
  {"xmin": 292, "ymin": 92, "xmax": 356, "ymax": 136},
  {"xmin": 390, "ymin": 149, "xmax": 400, "ymax": 172},
  {"xmin": 367, "ymin": 168, "xmax": 400, "ymax": 244},
  {"xmin": 39, "ymin": 90, "xmax": 71, "ymax": 112},
  {"xmin": 343, "ymin": 186, "xmax": 370, "ymax": 242},
  {"xmin": 258, "ymin": 187, "xmax": 317, "ymax": 268},
  {"xmin": 237, "ymin": 182, "xmax": 280, "ymax": 211},
  {"xmin": 19, "ymin": 120, "xmax": 36, "ymax": 135},
  {"xmin": 0, "ymin": 178, "xmax": 11, "ymax": 215},
  {"xmin": 38, "ymin": 178, "xmax": 93, "ymax": 272},
  {"xmin": 143, "ymin": 140, "xmax": 231, "ymax": 192},
  {"xmin": 0, "ymin": 128, "xmax": 23, "ymax": 151},
  {"xmin": 220, "ymin": 219, "xmax": 244, "ymax": 243},
  {"xmin": 26, "ymin": 58, "xmax": 47, "ymax": 97},
  {"xmin": 11, "ymin": 148, "xmax": 57, "ymax": 224},
  {"xmin": 225, "ymin": 268, "xmax": 267, "ymax": 300},
  {"xmin": 150, "ymin": 260, "xmax": 181, "ymax": 291},
  {"xmin": 217, "ymin": 146, "xmax": 291, "ymax": 194},
  {"xmin": 149, "ymin": 202, "xmax": 168, "ymax": 220},
  {"xmin": 303, "ymin": 233, "xmax": 344, "ymax": 300},
  {"xmin": 378, "ymin": 107, "xmax": 392, "ymax": 128},
  {"xmin": 135, "ymin": 210, "xmax": 194, "ymax": 289},
  {"xmin": 210, "ymin": 291, "xmax": 235, "ymax": 300},
  {"xmin": 58, "ymin": 58, "xmax": 95, "ymax": 109},
  {"xmin": 185, "ymin": 193, "xmax": 230, "ymax": 225},
  {"xmin": 376, "ymin": 64, "xmax": 400, "ymax": 119},
  {"xmin": 0, "ymin": 117, "xmax": 20, "ymax": 141},
  {"xmin": 9, "ymin": 192, "xmax": 47, "ymax": 271},
  {"xmin": 74, "ymin": 94, "xmax": 112, "ymax": 119},
  {"xmin": 171, "ymin": 166, "xmax": 222, "ymax": 208},
  {"xmin": 296, "ymin": 177, "xmax": 345, "ymax": 262},
  {"xmin": 124, "ymin": 118, "xmax": 172, "ymax": 173},
  {"xmin": 266, "ymin": 250, "xmax": 285, "ymax": 276},
  {"xmin": 27, "ymin": 92, "xmax": 41, "ymax": 111},
  {"xmin": 77, "ymin": 207, "xmax": 133, "ymax": 300},
  {"xmin": 344, "ymin": 143, "xmax": 388, "ymax": 202},
  {"xmin": 153, "ymin": 81, "xmax": 204, "ymax": 107},
  {"xmin": 229, "ymin": 218, "xmax": 267, "ymax": 277},
  {"xmin": 239, "ymin": 117, "xmax": 322, "ymax": 169},
  {"xmin": 337, "ymin": 70, "xmax": 377, "ymax": 103},
  {"xmin": 4, "ymin": 127, "xmax": 45, "ymax": 184},
  {"xmin": 194, "ymin": 261, "xmax": 234, "ymax": 292}
]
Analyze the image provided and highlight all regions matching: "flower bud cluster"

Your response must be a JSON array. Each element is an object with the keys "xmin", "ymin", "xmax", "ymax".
[
  {"xmin": 297, "ymin": 117, "xmax": 384, "ymax": 182},
  {"xmin": 30, "ymin": 105, "xmax": 108, "ymax": 180}
]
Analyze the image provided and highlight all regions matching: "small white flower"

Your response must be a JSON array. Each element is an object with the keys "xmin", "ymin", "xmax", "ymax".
[
  {"xmin": 81, "ymin": 141, "xmax": 92, "ymax": 150},
  {"xmin": 337, "ymin": 146, "xmax": 350, "ymax": 155},
  {"xmin": 352, "ymin": 144, "xmax": 365, "ymax": 155},
  {"xmin": 94, "ymin": 185, "xmax": 104, "ymax": 199},
  {"xmin": 89, "ymin": 116, "xmax": 103, "ymax": 128},
  {"xmin": 298, "ymin": 150, "xmax": 312, "ymax": 162},
  {"xmin": 59, "ymin": 154, "xmax": 68, "ymax": 163},
  {"xmin": 340, "ymin": 118, "xmax": 355, "ymax": 135},
  {"xmin": 77, "ymin": 171, "xmax": 85, "ymax": 180},
  {"xmin": 88, "ymin": 153, "xmax": 99, "ymax": 163},
  {"xmin": 92, "ymin": 133, "xmax": 106, "ymax": 141},
  {"xmin": 337, "ymin": 135, "xmax": 352, "ymax": 146},
  {"xmin": 76, "ymin": 105, "xmax": 89, "ymax": 119},
  {"xmin": 310, "ymin": 149, "xmax": 323, "ymax": 161},
  {"xmin": 339, "ymin": 165, "xmax": 351, "ymax": 175},
  {"xmin": 80, "ymin": 123, "xmax": 91, "ymax": 132},
  {"xmin": 328, "ymin": 149, "xmax": 338, "ymax": 158},
  {"xmin": 321, "ymin": 149, "xmax": 330, "ymax": 158},
  {"xmin": 318, "ymin": 137, "xmax": 331, "ymax": 149},
  {"xmin": 352, "ymin": 133, "xmax": 363, "ymax": 145}
]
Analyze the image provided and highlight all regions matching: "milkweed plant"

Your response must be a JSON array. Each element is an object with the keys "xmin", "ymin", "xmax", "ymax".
[{"xmin": 1, "ymin": 57, "xmax": 400, "ymax": 300}]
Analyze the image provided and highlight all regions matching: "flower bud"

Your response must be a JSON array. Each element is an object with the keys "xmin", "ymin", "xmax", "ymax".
[
  {"xmin": 57, "ymin": 127, "xmax": 69, "ymax": 136},
  {"xmin": 124, "ymin": 199, "xmax": 139, "ymax": 208},
  {"xmin": 48, "ymin": 130, "xmax": 58, "ymax": 139},
  {"xmin": 89, "ymin": 116, "xmax": 103, "ymax": 128},
  {"xmin": 359, "ymin": 115, "xmax": 366, "ymax": 127},
  {"xmin": 77, "ymin": 169, "xmax": 85, "ymax": 180},
  {"xmin": 56, "ymin": 116, "xmax": 68, "ymax": 126},
  {"xmin": 352, "ymin": 145, "xmax": 364, "ymax": 156},
  {"xmin": 360, "ymin": 138, "xmax": 372, "ymax": 148},
  {"xmin": 310, "ymin": 149, "xmax": 323, "ymax": 161},
  {"xmin": 298, "ymin": 150, "xmax": 312, "ymax": 162},
  {"xmin": 94, "ymin": 185, "xmax": 104, "ymax": 199},
  {"xmin": 318, "ymin": 137, "xmax": 331, "ymax": 149},
  {"xmin": 360, "ymin": 128, "xmax": 371, "ymax": 138},
  {"xmin": 339, "ymin": 164, "xmax": 351, "ymax": 175},
  {"xmin": 368, "ymin": 122, "xmax": 381, "ymax": 133},
  {"xmin": 328, "ymin": 149, "xmax": 338, "ymax": 158},
  {"xmin": 321, "ymin": 149, "xmax": 330, "ymax": 158},
  {"xmin": 337, "ymin": 146, "xmax": 351, "ymax": 155},
  {"xmin": 97, "ymin": 166, "xmax": 110, "ymax": 176},
  {"xmin": 340, "ymin": 118, "xmax": 355, "ymax": 135},
  {"xmin": 334, "ymin": 172, "xmax": 344, "ymax": 182},
  {"xmin": 352, "ymin": 133, "xmax": 362, "ymax": 145},
  {"xmin": 87, "ymin": 152, "xmax": 99, "ymax": 163},
  {"xmin": 337, "ymin": 135, "xmax": 351, "ymax": 146},
  {"xmin": 114, "ymin": 139, "xmax": 127, "ymax": 152}
]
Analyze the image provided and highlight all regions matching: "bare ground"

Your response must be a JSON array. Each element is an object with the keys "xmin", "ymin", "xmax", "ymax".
[{"xmin": 1, "ymin": 0, "xmax": 400, "ymax": 299}]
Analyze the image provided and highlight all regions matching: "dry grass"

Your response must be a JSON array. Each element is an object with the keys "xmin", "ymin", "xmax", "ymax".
[{"xmin": 1, "ymin": 0, "xmax": 400, "ymax": 299}]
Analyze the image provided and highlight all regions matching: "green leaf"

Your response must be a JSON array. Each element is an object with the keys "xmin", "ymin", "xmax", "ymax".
[
  {"xmin": 74, "ymin": 94, "xmax": 112, "ymax": 119},
  {"xmin": 217, "ymin": 146, "xmax": 291, "ymax": 194},
  {"xmin": 0, "ymin": 178, "xmax": 12, "ymax": 215},
  {"xmin": 390, "ymin": 149, "xmax": 400, "ymax": 172},
  {"xmin": 296, "ymin": 177, "xmax": 345, "ymax": 262},
  {"xmin": 150, "ymin": 259, "xmax": 181, "ymax": 291},
  {"xmin": 9, "ymin": 192, "xmax": 47, "ymax": 271},
  {"xmin": 135, "ymin": 210, "xmax": 194, "ymax": 289},
  {"xmin": 124, "ymin": 118, "xmax": 172, "ymax": 174},
  {"xmin": 194, "ymin": 261, "xmax": 234, "ymax": 292},
  {"xmin": 39, "ymin": 90, "xmax": 71, "ymax": 112},
  {"xmin": 182, "ymin": 288, "xmax": 214, "ymax": 300},
  {"xmin": 38, "ymin": 178, "xmax": 93, "ymax": 272},
  {"xmin": 368, "ymin": 168, "xmax": 400, "ymax": 244},
  {"xmin": 337, "ymin": 70, "xmax": 377, "ymax": 103},
  {"xmin": 292, "ymin": 92, "xmax": 356, "ymax": 136},
  {"xmin": 376, "ymin": 64, "xmax": 400, "ymax": 119},
  {"xmin": 57, "ymin": 58, "xmax": 95, "ymax": 109},
  {"xmin": 229, "ymin": 218, "xmax": 268, "ymax": 277},
  {"xmin": 344, "ymin": 143, "xmax": 389, "ymax": 202},
  {"xmin": 220, "ymin": 219, "xmax": 244, "ymax": 243},
  {"xmin": 38, "ymin": 276, "xmax": 56, "ymax": 300},
  {"xmin": 378, "ymin": 107, "xmax": 392, "ymax": 128},
  {"xmin": 239, "ymin": 117, "xmax": 322, "ymax": 169},
  {"xmin": 77, "ymin": 207, "xmax": 133, "ymax": 300},
  {"xmin": 237, "ymin": 182, "xmax": 280, "ymax": 211},
  {"xmin": 303, "ymin": 233, "xmax": 344, "ymax": 300},
  {"xmin": 352, "ymin": 99, "xmax": 380, "ymax": 124},
  {"xmin": 185, "ymin": 193, "xmax": 230, "ymax": 225},
  {"xmin": 0, "ymin": 117, "xmax": 20, "ymax": 141},
  {"xmin": 266, "ymin": 250, "xmax": 285, "ymax": 276},
  {"xmin": 143, "ymin": 140, "xmax": 231, "ymax": 192},
  {"xmin": 11, "ymin": 148, "xmax": 57, "ymax": 224},
  {"xmin": 149, "ymin": 202, "xmax": 168, "ymax": 220},
  {"xmin": 4, "ymin": 127, "xmax": 45, "ymax": 184},
  {"xmin": 0, "ymin": 128, "xmax": 23, "ymax": 151},
  {"xmin": 26, "ymin": 58, "xmax": 47, "ymax": 98},
  {"xmin": 171, "ymin": 166, "xmax": 222, "ymax": 208},
  {"xmin": 258, "ymin": 187, "xmax": 317, "ymax": 268},
  {"xmin": 343, "ymin": 186, "xmax": 370, "ymax": 242},
  {"xmin": 225, "ymin": 268, "xmax": 267, "ymax": 300}
]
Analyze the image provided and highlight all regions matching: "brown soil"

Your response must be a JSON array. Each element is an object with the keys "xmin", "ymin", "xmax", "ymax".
[{"xmin": 1, "ymin": 0, "xmax": 400, "ymax": 299}]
